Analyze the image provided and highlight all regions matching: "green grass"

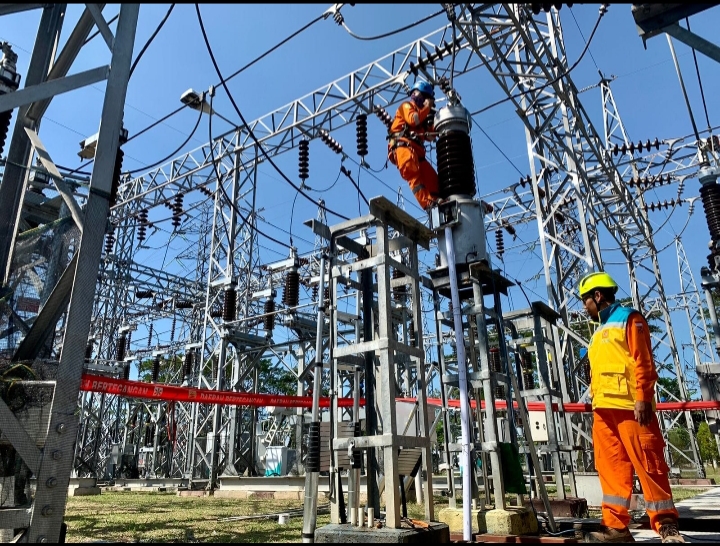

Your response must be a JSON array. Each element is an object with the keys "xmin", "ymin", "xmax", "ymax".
[
  {"xmin": 65, "ymin": 493, "xmax": 331, "ymax": 543},
  {"xmin": 64, "ymin": 487, "xmax": 711, "ymax": 542}
]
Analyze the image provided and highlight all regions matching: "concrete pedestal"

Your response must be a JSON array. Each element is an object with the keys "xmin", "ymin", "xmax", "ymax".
[
  {"xmin": 485, "ymin": 507, "xmax": 538, "ymax": 536},
  {"xmin": 314, "ymin": 522, "xmax": 450, "ymax": 543},
  {"xmin": 438, "ymin": 507, "xmax": 487, "ymax": 534}
]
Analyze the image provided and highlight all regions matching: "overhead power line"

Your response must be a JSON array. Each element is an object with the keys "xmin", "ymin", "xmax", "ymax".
[
  {"xmin": 195, "ymin": 3, "xmax": 349, "ymax": 221},
  {"xmin": 129, "ymin": 4, "xmax": 176, "ymax": 79},
  {"xmin": 338, "ymin": 8, "xmax": 445, "ymax": 41}
]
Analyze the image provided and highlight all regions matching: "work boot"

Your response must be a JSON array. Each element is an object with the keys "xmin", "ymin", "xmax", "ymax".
[
  {"xmin": 658, "ymin": 519, "xmax": 685, "ymax": 543},
  {"xmin": 584, "ymin": 526, "xmax": 635, "ymax": 543}
]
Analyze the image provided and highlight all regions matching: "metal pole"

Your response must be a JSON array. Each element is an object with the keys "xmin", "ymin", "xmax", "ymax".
[
  {"xmin": 444, "ymin": 226, "xmax": 472, "ymax": 542},
  {"xmin": 433, "ymin": 288, "xmax": 457, "ymax": 508},
  {"xmin": 302, "ymin": 254, "xmax": 326, "ymax": 543}
]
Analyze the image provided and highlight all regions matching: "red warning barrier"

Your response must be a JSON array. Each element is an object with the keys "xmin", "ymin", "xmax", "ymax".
[
  {"xmin": 80, "ymin": 374, "xmax": 360, "ymax": 408},
  {"xmin": 80, "ymin": 373, "xmax": 720, "ymax": 413}
]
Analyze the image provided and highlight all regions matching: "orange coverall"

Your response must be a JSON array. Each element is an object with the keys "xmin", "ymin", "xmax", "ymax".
[
  {"xmin": 387, "ymin": 100, "xmax": 439, "ymax": 210},
  {"xmin": 588, "ymin": 302, "xmax": 679, "ymax": 533}
]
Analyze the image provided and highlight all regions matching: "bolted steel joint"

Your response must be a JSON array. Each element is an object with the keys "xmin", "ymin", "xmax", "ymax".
[
  {"xmin": 41, "ymin": 505, "xmax": 53, "ymax": 516},
  {"xmin": 51, "ymin": 450, "xmax": 62, "ymax": 461},
  {"xmin": 56, "ymin": 423, "xmax": 66, "ymax": 434},
  {"xmin": 46, "ymin": 477, "xmax": 57, "ymax": 488}
]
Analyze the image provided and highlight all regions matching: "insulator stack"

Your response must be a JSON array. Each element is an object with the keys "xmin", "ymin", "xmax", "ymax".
[
  {"xmin": 324, "ymin": 287, "xmax": 330, "ymax": 307},
  {"xmin": 436, "ymin": 130, "xmax": 476, "ymax": 199},
  {"xmin": 199, "ymin": 186, "xmax": 213, "ymax": 198},
  {"xmin": 109, "ymin": 147, "xmax": 125, "ymax": 207},
  {"xmin": 644, "ymin": 198, "xmax": 684, "ymax": 212},
  {"xmin": 306, "ymin": 422, "xmax": 321, "ymax": 472},
  {"xmin": 170, "ymin": 315, "xmax": 176, "ymax": 342},
  {"xmin": 126, "ymin": 330, "xmax": 132, "ymax": 351},
  {"xmin": 520, "ymin": 351, "xmax": 533, "ymax": 371},
  {"xmin": 172, "ymin": 193, "xmax": 184, "ymax": 228},
  {"xmin": 495, "ymin": 385, "xmax": 506, "ymax": 399},
  {"xmin": 352, "ymin": 422, "xmax": 362, "ymax": 469},
  {"xmin": 611, "ymin": 137, "xmax": 660, "ymax": 156},
  {"xmin": 211, "ymin": 357, "xmax": 218, "ymax": 380},
  {"xmin": 372, "ymin": 105, "xmax": 393, "ymax": 131},
  {"xmin": 183, "ymin": 351, "xmax": 194, "ymax": 377},
  {"xmin": 319, "ymin": 130, "xmax": 343, "ymax": 155},
  {"xmin": 554, "ymin": 211, "xmax": 566, "ymax": 223},
  {"xmin": 176, "ymin": 300, "xmax": 193, "ymax": 309},
  {"xmin": 481, "ymin": 200, "xmax": 493, "ymax": 213},
  {"xmin": 85, "ymin": 340, "xmax": 94, "ymax": 361},
  {"xmin": 495, "ymin": 230, "xmax": 505, "ymax": 257},
  {"xmin": 137, "ymin": 209, "xmax": 148, "ymax": 243},
  {"xmin": 264, "ymin": 298, "xmax": 276, "ymax": 332},
  {"xmin": 104, "ymin": 230, "xmax": 116, "ymax": 254},
  {"xmin": 211, "ymin": 308, "xmax": 223, "ymax": 318},
  {"xmin": 298, "ymin": 139, "xmax": 309, "ymax": 181},
  {"xmin": 116, "ymin": 333, "xmax": 127, "ymax": 362},
  {"xmin": 151, "ymin": 356, "xmax": 160, "ymax": 383},
  {"xmin": 408, "ymin": 37, "xmax": 462, "ymax": 76},
  {"xmin": 489, "ymin": 347, "xmax": 503, "ymax": 373},
  {"xmin": 147, "ymin": 323, "xmax": 153, "ymax": 348},
  {"xmin": 145, "ymin": 424, "xmax": 154, "ymax": 447},
  {"xmin": 356, "ymin": 114, "xmax": 368, "ymax": 157},
  {"xmin": 312, "ymin": 284, "xmax": 319, "ymax": 302},
  {"xmin": 408, "ymin": 321, "xmax": 416, "ymax": 346},
  {"xmin": 0, "ymin": 110, "xmax": 11, "ymax": 158},
  {"xmin": 530, "ymin": 3, "xmax": 573, "ymax": 15},
  {"xmin": 700, "ymin": 182, "xmax": 720, "ymax": 246},
  {"xmin": 223, "ymin": 287, "xmax": 237, "ymax": 322},
  {"xmin": 438, "ymin": 76, "xmax": 453, "ymax": 96},
  {"xmin": 0, "ymin": 44, "xmax": 21, "ymax": 157},
  {"xmin": 123, "ymin": 363, "xmax": 130, "ymax": 381},
  {"xmin": 135, "ymin": 290, "xmax": 153, "ymax": 299},
  {"xmin": 283, "ymin": 270, "xmax": 300, "ymax": 308},
  {"xmin": 523, "ymin": 371, "xmax": 535, "ymax": 390},
  {"xmin": 392, "ymin": 268, "xmax": 406, "ymax": 301},
  {"xmin": 627, "ymin": 174, "xmax": 672, "ymax": 189},
  {"xmin": 502, "ymin": 220, "xmax": 517, "ymax": 237}
]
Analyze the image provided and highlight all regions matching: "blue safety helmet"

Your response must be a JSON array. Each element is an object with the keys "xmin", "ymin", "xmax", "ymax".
[{"xmin": 411, "ymin": 80, "xmax": 435, "ymax": 99}]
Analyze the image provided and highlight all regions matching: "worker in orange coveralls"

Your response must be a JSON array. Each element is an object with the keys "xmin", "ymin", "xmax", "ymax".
[
  {"xmin": 579, "ymin": 271, "xmax": 684, "ymax": 544},
  {"xmin": 387, "ymin": 80, "xmax": 439, "ymax": 210}
]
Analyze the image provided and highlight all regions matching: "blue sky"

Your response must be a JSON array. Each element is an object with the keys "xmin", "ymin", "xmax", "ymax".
[{"xmin": 3, "ymin": 4, "xmax": 720, "ymax": 387}]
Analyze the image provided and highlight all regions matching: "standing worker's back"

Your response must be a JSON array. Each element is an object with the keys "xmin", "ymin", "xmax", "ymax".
[{"xmin": 579, "ymin": 271, "xmax": 684, "ymax": 543}]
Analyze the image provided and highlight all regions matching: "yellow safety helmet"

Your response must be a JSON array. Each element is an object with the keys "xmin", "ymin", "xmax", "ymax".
[{"xmin": 578, "ymin": 271, "xmax": 618, "ymax": 299}]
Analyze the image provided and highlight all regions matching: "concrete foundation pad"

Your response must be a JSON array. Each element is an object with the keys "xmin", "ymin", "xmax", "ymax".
[
  {"xmin": 177, "ymin": 490, "xmax": 209, "ymax": 497},
  {"xmin": 72, "ymin": 487, "xmax": 101, "ymax": 496},
  {"xmin": 438, "ymin": 507, "xmax": 487, "ymax": 534},
  {"xmin": 315, "ymin": 522, "xmax": 450, "ymax": 543},
  {"xmin": 485, "ymin": 508, "xmax": 539, "ymax": 536}
]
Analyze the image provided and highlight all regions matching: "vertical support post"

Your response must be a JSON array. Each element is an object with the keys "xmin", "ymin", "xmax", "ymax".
[
  {"xmin": 444, "ymin": 226, "xmax": 473, "ymax": 541},
  {"xmin": 471, "ymin": 276, "xmax": 506, "ymax": 510},
  {"xmin": 362, "ymin": 267, "xmax": 380, "ymax": 515},
  {"xmin": 376, "ymin": 219, "xmax": 401, "ymax": 528},
  {"xmin": 409, "ymin": 242, "xmax": 433, "ymax": 521},
  {"xmin": 302, "ymin": 254, "xmax": 326, "ymax": 543},
  {"xmin": 27, "ymin": 5, "xmax": 138, "ymax": 542},
  {"xmin": 433, "ymin": 289, "xmax": 457, "ymax": 508}
]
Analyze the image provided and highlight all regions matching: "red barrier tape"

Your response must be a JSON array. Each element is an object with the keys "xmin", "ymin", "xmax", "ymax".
[
  {"xmin": 80, "ymin": 374, "xmax": 361, "ymax": 408},
  {"xmin": 81, "ymin": 374, "xmax": 720, "ymax": 413}
]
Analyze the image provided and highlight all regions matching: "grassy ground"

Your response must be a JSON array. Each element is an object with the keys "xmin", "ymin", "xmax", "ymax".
[{"xmin": 64, "ymin": 487, "xmax": 710, "ymax": 543}]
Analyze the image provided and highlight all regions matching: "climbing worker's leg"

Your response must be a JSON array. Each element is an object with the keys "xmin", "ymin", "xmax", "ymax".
[
  {"xmin": 418, "ymin": 157, "xmax": 439, "ymax": 202},
  {"xmin": 396, "ymin": 147, "xmax": 435, "ymax": 209}
]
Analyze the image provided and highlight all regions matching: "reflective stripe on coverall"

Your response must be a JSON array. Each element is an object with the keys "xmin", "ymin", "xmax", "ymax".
[
  {"xmin": 588, "ymin": 302, "xmax": 678, "ymax": 533},
  {"xmin": 388, "ymin": 101, "xmax": 439, "ymax": 209}
]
